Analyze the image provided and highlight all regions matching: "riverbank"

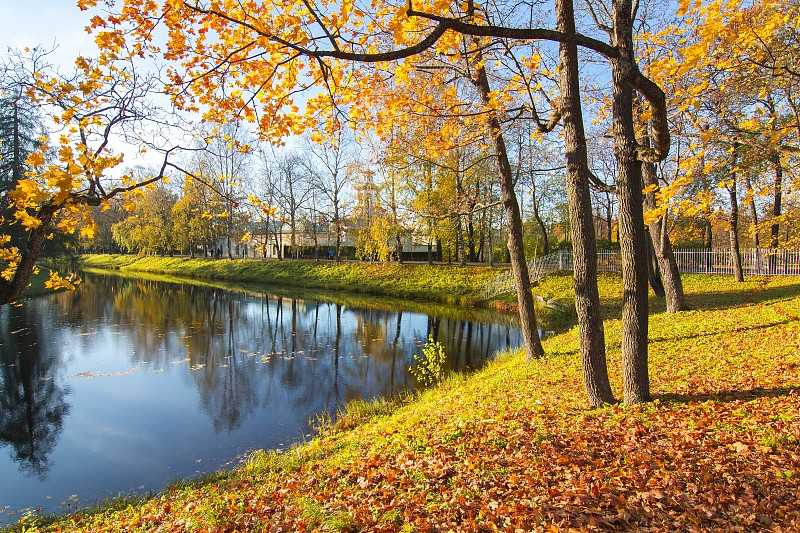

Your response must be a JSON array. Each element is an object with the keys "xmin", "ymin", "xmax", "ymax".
[
  {"xmin": 80, "ymin": 254, "xmax": 503, "ymax": 306},
  {"xmin": 6, "ymin": 273, "xmax": 799, "ymax": 531}
]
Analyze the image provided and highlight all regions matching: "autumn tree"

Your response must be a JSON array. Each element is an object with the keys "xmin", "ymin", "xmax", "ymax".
[
  {"xmin": 172, "ymin": 175, "xmax": 217, "ymax": 257},
  {"xmin": 112, "ymin": 177, "xmax": 178, "ymax": 255},
  {"xmin": 84, "ymin": 0, "xmax": 674, "ymax": 403},
  {"xmin": 0, "ymin": 46, "xmax": 188, "ymax": 305},
  {"xmin": 648, "ymin": 0, "xmax": 800, "ymax": 266}
]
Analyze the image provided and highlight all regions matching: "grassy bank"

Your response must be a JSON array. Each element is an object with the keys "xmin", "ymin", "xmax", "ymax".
[
  {"xmin": 7, "ymin": 272, "xmax": 800, "ymax": 532},
  {"xmin": 80, "ymin": 254, "xmax": 503, "ymax": 306}
]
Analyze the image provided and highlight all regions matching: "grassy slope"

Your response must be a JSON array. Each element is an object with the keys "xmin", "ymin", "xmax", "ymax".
[
  {"xmin": 11, "ymin": 272, "xmax": 800, "ymax": 532},
  {"xmin": 80, "ymin": 254, "xmax": 501, "ymax": 305}
]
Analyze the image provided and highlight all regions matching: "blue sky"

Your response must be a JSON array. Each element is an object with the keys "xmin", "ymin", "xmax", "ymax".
[
  {"xmin": 0, "ymin": 1, "xmax": 182, "ymax": 174},
  {"xmin": 0, "ymin": 1, "xmax": 97, "ymax": 69}
]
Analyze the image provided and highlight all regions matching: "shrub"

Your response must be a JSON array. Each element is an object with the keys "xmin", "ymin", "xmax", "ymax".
[{"xmin": 409, "ymin": 335, "xmax": 447, "ymax": 387}]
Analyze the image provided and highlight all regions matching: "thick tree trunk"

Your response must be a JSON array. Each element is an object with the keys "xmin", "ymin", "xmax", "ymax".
[
  {"xmin": 642, "ymin": 156, "xmax": 687, "ymax": 312},
  {"xmin": 473, "ymin": 60, "xmax": 544, "ymax": 361},
  {"xmin": 467, "ymin": 217, "xmax": 477, "ymax": 262},
  {"xmin": 557, "ymin": 0, "xmax": 615, "ymax": 407},
  {"xmin": 656, "ymin": 216, "xmax": 686, "ymax": 310},
  {"xmin": 612, "ymin": 0, "xmax": 650, "ymax": 405},
  {"xmin": 0, "ymin": 204, "xmax": 59, "ymax": 305}
]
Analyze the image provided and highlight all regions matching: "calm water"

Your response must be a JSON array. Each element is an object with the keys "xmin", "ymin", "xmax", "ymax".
[{"xmin": 0, "ymin": 271, "xmax": 520, "ymax": 521}]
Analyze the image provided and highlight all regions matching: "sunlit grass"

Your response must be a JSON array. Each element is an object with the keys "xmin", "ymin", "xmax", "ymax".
[
  {"xmin": 7, "ymin": 268, "xmax": 800, "ymax": 532},
  {"xmin": 80, "ymin": 254, "xmax": 502, "ymax": 305}
]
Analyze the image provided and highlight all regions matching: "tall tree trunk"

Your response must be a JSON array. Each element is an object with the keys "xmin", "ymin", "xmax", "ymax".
[
  {"xmin": 488, "ymin": 207, "xmax": 495, "ymax": 267},
  {"xmin": 729, "ymin": 142, "xmax": 744, "ymax": 282},
  {"xmin": 770, "ymin": 151, "xmax": 783, "ymax": 274},
  {"xmin": 728, "ymin": 185, "xmax": 744, "ymax": 282},
  {"xmin": 335, "ymin": 206, "xmax": 342, "ymax": 262},
  {"xmin": 744, "ymin": 172, "xmax": 759, "ymax": 248},
  {"xmin": 467, "ymin": 217, "xmax": 477, "ymax": 262},
  {"xmin": 612, "ymin": 0, "xmax": 650, "ymax": 404},
  {"xmin": 531, "ymin": 186, "xmax": 550, "ymax": 256},
  {"xmin": 642, "ymin": 153, "xmax": 687, "ymax": 312},
  {"xmin": 396, "ymin": 233, "xmax": 403, "ymax": 264},
  {"xmin": 557, "ymin": 0, "xmax": 615, "ymax": 407},
  {"xmin": 645, "ymin": 232, "xmax": 665, "ymax": 297},
  {"xmin": 473, "ymin": 58, "xmax": 544, "ymax": 361},
  {"xmin": 456, "ymin": 215, "xmax": 467, "ymax": 266},
  {"xmin": 770, "ymin": 151, "xmax": 783, "ymax": 249}
]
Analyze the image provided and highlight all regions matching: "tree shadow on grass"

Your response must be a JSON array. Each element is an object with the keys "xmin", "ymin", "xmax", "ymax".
[
  {"xmin": 676, "ymin": 278, "xmax": 800, "ymax": 313},
  {"xmin": 593, "ymin": 278, "xmax": 800, "ymax": 318},
  {"xmin": 656, "ymin": 386, "xmax": 799, "ymax": 405}
]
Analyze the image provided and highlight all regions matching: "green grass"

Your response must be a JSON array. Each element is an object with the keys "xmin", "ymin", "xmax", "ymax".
[
  {"xmin": 80, "ymin": 254, "xmax": 503, "ymax": 306},
  {"xmin": 6, "ymin": 271, "xmax": 800, "ymax": 531}
]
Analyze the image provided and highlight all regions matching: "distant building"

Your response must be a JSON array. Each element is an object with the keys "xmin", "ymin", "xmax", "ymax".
[{"xmin": 216, "ymin": 218, "xmax": 435, "ymax": 261}]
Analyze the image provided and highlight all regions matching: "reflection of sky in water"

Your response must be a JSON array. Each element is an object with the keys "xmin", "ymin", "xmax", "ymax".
[{"xmin": 0, "ymin": 271, "xmax": 520, "ymax": 521}]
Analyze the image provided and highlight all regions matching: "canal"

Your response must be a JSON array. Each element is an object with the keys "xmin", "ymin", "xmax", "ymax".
[{"xmin": 0, "ymin": 270, "xmax": 521, "ymax": 520}]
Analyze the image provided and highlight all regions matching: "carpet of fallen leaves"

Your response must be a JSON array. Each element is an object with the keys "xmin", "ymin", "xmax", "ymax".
[{"xmin": 21, "ymin": 276, "xmax": 800, "ymax": 533}]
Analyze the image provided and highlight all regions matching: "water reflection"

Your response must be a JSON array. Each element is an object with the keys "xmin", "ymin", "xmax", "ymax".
[
  {"xmin": 0, "ymin": 305, "xmax": 70, "ymax": 479},
  {"xmin": 0, "ymin": 270, "xmax": 520, "ymax": 519}
]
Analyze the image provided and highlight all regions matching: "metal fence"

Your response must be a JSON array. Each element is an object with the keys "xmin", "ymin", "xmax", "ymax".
[{"xmin": 483, "ymin": 248, "xmax": 800, "ymax": 298}]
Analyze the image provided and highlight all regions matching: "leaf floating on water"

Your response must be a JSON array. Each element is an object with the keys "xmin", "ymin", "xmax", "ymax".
[
  {"xmin": 171, "ymin": 358, "xmax": 190, "ymax": 364},
  {"xmin": 72, "ymin": 370, "xmax": 98, "ymax": 378},
  {"xmin": 78, "ymin": 332, "xmax": 97, "ymax": 336},
  {"xmin": 190, "ymin": 364, "xmax": 206, "ymax": 371},
  {"xmin": 70, "ymin": 368, "xmax": 137, "ymax": 378}
]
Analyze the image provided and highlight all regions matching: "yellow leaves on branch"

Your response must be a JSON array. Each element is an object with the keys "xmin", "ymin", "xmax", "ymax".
[
  {"xmin": 44, "ymin": 271, "xmax": 81, "ymax": 292},
  {"xmin": 82, "ymin": 0, "xmax": 470, "ymax": 146}
]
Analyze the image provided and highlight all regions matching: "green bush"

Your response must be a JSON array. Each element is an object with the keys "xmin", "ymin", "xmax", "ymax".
[{"xmin": 409, "ymin": 335, "xmax": 447, "ymax": 387}]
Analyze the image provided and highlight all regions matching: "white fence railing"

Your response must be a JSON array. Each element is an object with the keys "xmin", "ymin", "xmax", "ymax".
[{"xmin": 483, "ymin": 248, "xmax": 800, "ymax": 298}]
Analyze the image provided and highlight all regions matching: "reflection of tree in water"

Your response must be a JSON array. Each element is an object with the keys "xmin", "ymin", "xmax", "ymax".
[
  {"xmin": 69, "ymin": 272, "xmax": 521, "ymax": 436},
  {"xmin": 191, "ymin": 293, "xmax": 260, "ymax": 433},
  {"xmin": 0, "ymin": 303, "xmax": 69, "ymax": 479},
  {"xmin": 72, "ymin": 274, "xmax": 262, "ymax": 433}
]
